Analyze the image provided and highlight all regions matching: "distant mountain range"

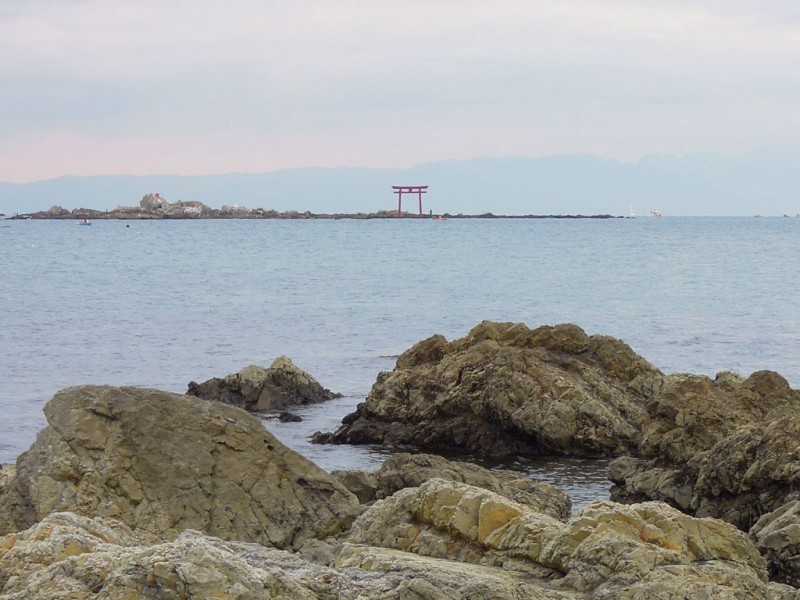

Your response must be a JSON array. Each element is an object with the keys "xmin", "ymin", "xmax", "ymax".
[{"xmin": 3, "ymin": 150, "xmax": 800, "ymax": 217}]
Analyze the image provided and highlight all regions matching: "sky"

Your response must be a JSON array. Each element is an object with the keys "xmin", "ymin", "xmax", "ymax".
[{"xmin": 2, "ymin": 0, "xmax": 800, "ymax": 183}]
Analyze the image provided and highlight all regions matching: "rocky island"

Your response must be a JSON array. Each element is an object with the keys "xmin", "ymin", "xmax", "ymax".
[
  {"xmin": 8, "ymin": 193, "xmax": 621, "ymax": 220},
  {"xmin": 2, "ymin": 322, "xmax": 799, "ymax": 598}
]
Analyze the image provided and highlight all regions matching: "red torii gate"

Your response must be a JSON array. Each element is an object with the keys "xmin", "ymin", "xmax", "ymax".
[{"xmin": 392, "ymin": 185, "xmax": 428, "ymax": 216}]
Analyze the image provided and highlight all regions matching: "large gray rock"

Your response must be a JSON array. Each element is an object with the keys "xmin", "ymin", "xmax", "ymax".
[
  {"xmin": 318, "ymin": 321, "xmax": 661, "ymax": 457},
  {"xmin": 0, "ymin": 385, "xmax": 359, "ymax": 548},
  {"xmin": 750, "ymin": 500, "xmax": 800, "ymax": 588},
  {"xmin": 188, "ymin": 355, "xmax": 342, "ymax": 412},
  {"xmin": 692, "ymin": 406, "xmax": 800, "ymax": 528}
]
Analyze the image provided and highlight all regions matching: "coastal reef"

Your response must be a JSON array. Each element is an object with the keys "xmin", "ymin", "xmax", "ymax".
[{"xmin": 2, "ymin": 323, "xmax": 800, "ymax": 597}]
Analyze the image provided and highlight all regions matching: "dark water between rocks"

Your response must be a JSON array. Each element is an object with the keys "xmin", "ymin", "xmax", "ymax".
[{"xmin": 2, "ymin": 217, "xmax": 798, "ymax": 511}]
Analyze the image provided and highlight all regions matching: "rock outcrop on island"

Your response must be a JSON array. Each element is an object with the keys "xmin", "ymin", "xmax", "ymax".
[
  {"xmin": 187, "ymin": 356, "xmax": 342, "ymax": 412},
  {"xmin": 0, "ymin": 385, "xmax": 359, "ymax": 548},
  {"xmin": 316, "ymin": 321, "xmax": 662, "ymax": 457},
  {"xmin": 14, "ymin": 194, "xmax": 427, "ymax": 221}
]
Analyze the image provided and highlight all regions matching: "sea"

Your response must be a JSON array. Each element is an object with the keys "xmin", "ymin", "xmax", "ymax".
[{"xmin": 1, "ymin": 216, "xmax": 798, "ymax": 511}]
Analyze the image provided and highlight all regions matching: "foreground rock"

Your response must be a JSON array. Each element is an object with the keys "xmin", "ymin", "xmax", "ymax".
[
  {"xmin": 317, "ymin": 321, "xmax": 662, "ymax": 457},
  {"xmin": 344, "ymin": 479, "xmax": 793, "ymax": 598},
  {"xmin": 332, "ymin": 452, "xmax": 571, "ymax": 519},
  {"xmin": 0, "ymin": 512, "xmax": 579, "ymax": 600},
  {"xmin": 0, "ymin": 385, "xmax": 359, "ymax": 547},
  {"xmin": 539, "ymin": 500, "xmax": 787, "ymax": 598},
  {"xmin": 187, "ymin": 355, "xmax": 342, "ymax": 412},
  {"xmin": 5, "ymin": 493, "xmax": 793, "ymax": 599}
]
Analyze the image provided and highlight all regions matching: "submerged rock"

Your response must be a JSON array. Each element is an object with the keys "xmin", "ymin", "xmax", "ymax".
[
  {"xmin": 187, "ymin": 355, "xmax": 342, "ymax": 412},
  {"xmin": 318, "ymin": 321, "xmax": 661, "ymax": 457},
  {"xmin": 0, "ymin": 385, "xmax": 359, "ymax": 548},
  {"xmin": 333, "ymin": 452, "xmax": 571, "ymax": 520}
]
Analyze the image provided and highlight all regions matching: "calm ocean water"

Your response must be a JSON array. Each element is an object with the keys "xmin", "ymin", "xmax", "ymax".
[{"xmin": 1, "ymin": 217, "xmax": 798, "ymax": 509}]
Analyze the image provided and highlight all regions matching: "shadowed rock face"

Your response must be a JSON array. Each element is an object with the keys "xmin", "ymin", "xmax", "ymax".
[
  {"xmin": 0, "ymin": 385, "xmax": 359, "ymax": 548},
  {"xmin": 317, "ymin": 321, "xmax": 662, "ymax": 457},
  {"xmin": 187, "ymin": 355, "xmax": 342, "ymax": 412},
  {"xmin": 609, "ymin": 370, "xmax": 800, "ymax": 528}
]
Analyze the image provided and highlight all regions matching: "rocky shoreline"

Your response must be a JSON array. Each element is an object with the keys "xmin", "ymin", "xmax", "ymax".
[
  {"xmin": 7, "ymin": 193, "xmax": 621, "ymax": 220},
  {"xmin": 2, "ymin": 322, "xmax": 799, "ymax": 598}
]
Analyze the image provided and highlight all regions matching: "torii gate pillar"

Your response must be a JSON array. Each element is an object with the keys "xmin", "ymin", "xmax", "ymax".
[{"xmin": 392, "ymin": 185, "xmax": 428, "ymax": 216}]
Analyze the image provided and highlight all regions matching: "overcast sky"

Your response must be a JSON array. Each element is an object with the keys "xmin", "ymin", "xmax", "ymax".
[{"xmin": 2, "ymin": 0, "xmax": 800, "ymax": 182}]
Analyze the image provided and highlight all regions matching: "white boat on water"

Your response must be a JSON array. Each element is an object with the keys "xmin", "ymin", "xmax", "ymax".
[{"xmin": 650, "ymin": 209, "xmax": 662, "ymax": 217}]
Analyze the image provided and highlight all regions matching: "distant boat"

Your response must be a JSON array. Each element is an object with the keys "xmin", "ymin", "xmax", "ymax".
[
  {"xmin": 649, "ymin": 209, "xmax": 662, "ymax": 218},
  {"xmin": 78, "ymin": 219, "xmax": 92, "ymax": 226}
]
